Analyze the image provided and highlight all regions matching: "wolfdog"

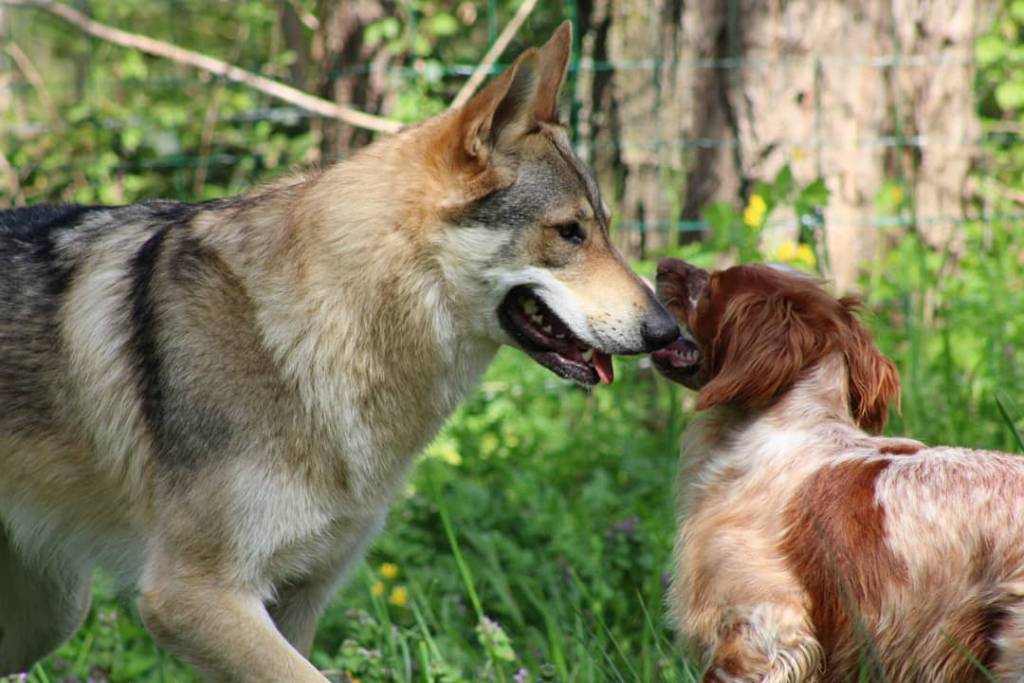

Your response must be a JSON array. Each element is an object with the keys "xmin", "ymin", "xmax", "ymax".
[{"xmin": 0, "ymin": 23, "xmax": 677, "ymax": 681}]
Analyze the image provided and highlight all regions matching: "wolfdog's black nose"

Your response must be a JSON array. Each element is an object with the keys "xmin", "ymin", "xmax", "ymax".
[{"xmin": 641, "ymin": 306, "xmax": 680, "ymax": 351}]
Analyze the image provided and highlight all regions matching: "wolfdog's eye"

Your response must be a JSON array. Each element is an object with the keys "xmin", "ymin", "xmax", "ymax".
[{"xmin": 555, "ymin": 222, "xmax": 586, "ymax": 245}]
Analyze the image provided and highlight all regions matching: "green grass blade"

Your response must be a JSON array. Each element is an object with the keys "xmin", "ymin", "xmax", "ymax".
[
  {"xmin": 436, "ymin": 498, "xmax": 484, "ymax": 620},
  {"xmin": 30, "ymin": 664, "xmax": 51, "ymax": 683},
  {"xmin": 996, "ymin": 393, "xmax": 1024, "ymax": 452}
]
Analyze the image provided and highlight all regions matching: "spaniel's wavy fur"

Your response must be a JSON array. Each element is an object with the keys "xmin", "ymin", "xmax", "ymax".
[{"xmin": 654, "ymin": 259, "xmax": 1024, "ymax": 683}]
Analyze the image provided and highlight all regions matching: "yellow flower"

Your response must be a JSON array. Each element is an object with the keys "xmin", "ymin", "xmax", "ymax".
[
  {"xmin": 380, "ymin": 562, "xmax": 399, "ymax": 579},
  {"xmin": 795, "ymin": 244, "xmax": 816, "ymax": 268},
  {"xmin": 371, "ymin": 581, "xmax": 385, "ymax": 596},
  {"xmin": 889, "ymin": 185, "xmax": 904, "ymax": 205},
  {"xmin": 792, "ymin": 145, "xmax": 806, "ymax": 162},
  {"xmin": 743, "ymin": 194, "xmax": 767, "ymax": 229},
  {"xmin": 773, "ymin": 241, "xmax": 816, "ymax": 269},
  {"xmin": 774, "ymin": 241, "xmax": 798, "ymax": 262},
  {"xmin": 388, "ymin": 585, "xmax": 409, "ymax": 607},
  {"xmin": 439, "ymin": 444, "xmax": 462, "ymax": 466}
]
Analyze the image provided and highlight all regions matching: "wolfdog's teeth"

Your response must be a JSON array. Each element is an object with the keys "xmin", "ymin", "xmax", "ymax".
[
  {"xmin": 530, "ymin": 314, "xmax": 544, "ymax": 325},
  {"xmin": 523, "ymin": 299, "xmax": 539, "ymax": 315},
  {"xmin": 555, "ymin": 333, "xmax": 565, "ymax": 339},
  {"xmin": 581, "ymin": 349, "xmax": 593, "ymax": 362},
  {"xmin": 542, "ymin": 325, "xmax": 553, "ymax": 334}
]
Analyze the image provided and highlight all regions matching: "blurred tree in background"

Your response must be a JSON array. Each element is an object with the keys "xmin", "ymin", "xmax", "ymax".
[{"xmin": 3, "ymin": 0, "xmax": 1016, "ymax": 288}]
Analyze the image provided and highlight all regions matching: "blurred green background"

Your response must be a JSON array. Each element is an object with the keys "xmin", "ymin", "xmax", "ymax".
[{"xmin": 2, "ymin": 0, "xmax": 1023, "ymax": 681}]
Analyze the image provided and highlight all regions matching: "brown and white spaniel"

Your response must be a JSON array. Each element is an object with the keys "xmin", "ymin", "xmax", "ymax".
[{"xmin": 652, "ymin": 257, "xmax": 1024, "ymax": 683}]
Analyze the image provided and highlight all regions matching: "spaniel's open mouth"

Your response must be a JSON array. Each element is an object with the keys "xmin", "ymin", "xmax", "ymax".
[
  {"xmin": 650, "ymin": 335, "xmax": 701, "ymax": 387},
  {"xmin": 498, "ymin": 286, "xmax": 613, "ymax": 386}
]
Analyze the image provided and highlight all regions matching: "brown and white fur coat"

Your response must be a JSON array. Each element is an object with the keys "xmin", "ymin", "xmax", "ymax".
[{"xmin": 652, "ymin": 258, "xmax": 1024, "ymax": 682}]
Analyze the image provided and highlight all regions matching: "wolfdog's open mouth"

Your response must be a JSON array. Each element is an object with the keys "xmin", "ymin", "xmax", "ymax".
[{"xmin": 498, "ymin": 286, "xmax": 613, "ymax": 386}]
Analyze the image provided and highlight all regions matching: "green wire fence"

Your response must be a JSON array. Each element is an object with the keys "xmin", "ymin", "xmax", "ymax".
[{"xmin": 1, "ymin": 0, "xmax": 1022, "ymax": 241}]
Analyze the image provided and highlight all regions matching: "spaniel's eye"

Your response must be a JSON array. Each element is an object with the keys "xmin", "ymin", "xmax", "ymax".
[{"xmin": 555, "ymin": 222, "xmax": 586, "ymax": 245}]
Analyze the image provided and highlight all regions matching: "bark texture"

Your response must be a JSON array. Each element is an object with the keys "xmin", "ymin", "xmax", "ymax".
[
  {"xmin": 574, "ymin": 0, "xmax": 980, "ymax": 290},
  {"xmin": 321, "ymin": 0, "xmax": 394, "ymax": 157}
]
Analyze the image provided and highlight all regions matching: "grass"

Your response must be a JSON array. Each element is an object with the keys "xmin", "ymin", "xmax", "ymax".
[{"xmin": 16, "ymin": 219, "xmax": 1024, "ymax": 683}]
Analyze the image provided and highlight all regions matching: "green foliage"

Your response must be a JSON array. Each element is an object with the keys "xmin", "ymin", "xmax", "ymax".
[
  {"xmin": 1, "ymin": 0, "xmax": 579, "ymax": 206},
  {"xmin": 665, "ymin": 165, "xmax": 829, "ymax": 272},
  {"xmin": 3, "ymin": 1, "xmax": 314, "ymax": 205},
  {"xmin": 977, "ymin": 2, "xmax": 1024, "ymax": 112},
  {"xmin": 866, "ymin": 218, "xmax": 1024, "ymax": 451},
  {"xmin": 975, "ymin": 0, "xmax": 1024, "ymax": 215}
]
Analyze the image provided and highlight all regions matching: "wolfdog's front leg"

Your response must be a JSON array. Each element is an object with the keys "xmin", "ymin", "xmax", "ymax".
[
  {"xmin": 139, "ymin": 559, "xmax": 329, "ymax": 683},
  {"xmin": 269, "ymin": 510, "xmax": 386, "ymax": 655}
]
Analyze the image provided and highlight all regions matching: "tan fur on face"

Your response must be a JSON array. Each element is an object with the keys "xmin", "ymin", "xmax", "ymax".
[
  {"xmin": 426, "ymin": 107, "xmax": 669, "ymax": 357},
  {"xmin": 656, "ymin": 259, "xmax": 1024, "ymax": 682}
]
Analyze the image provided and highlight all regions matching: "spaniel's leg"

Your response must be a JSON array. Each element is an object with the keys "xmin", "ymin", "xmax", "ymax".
[
  {"xmin": 703, "ymin": 603, "xmax": 822, "ymax": 683},
  {"xmin": 988, "ymin": 597, "xmax": 1024, "ymax": 683}
]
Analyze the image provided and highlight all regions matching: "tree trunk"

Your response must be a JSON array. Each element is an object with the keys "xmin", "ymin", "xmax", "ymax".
[
  {"xmin": 315, "ymin": 0, "xmax": 393, "ymax": 160},
  {"xmin": 889, "ymin": 0, "xmax": 979, "ymax": 249},
  {"xmin": 279, "ymin": 0, "xmax": 312, "ymax": 91},
  {"xmin": 576, "ymin": 0, "xmax": 690, "ymax": 256},
  {"xmin": 0, "ymin": 5, "xmax": 9, "ymax": 116},
  {"xmin": 575, "ymin": 0, "xmax": 980, "ymax": 290}
]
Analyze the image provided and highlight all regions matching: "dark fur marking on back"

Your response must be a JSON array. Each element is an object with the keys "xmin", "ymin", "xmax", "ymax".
[
  {"xmin": 0, "ymin": 204, "xmax": 103, "ymax": 234},
  {"xmin": 0, "ymin": 204, "xmax": 106, "ymax": 434},
  {"xmin": 128, "ymin": 225, "xmax": 170, "ymax": 457},
  {"xmin": 147, "ymin": 201, "xmax": 199, "ymax": 225},
  {"xmin": 141, "ymin": 220, "xmax": 235, "ymax": 479},
  {"xmin": 0, "ymin": 204, "xmax": 102, "ymax": 295},
  {"xmin": 126, "ymin": 201, "xmax": 202, "ymax": 464}
]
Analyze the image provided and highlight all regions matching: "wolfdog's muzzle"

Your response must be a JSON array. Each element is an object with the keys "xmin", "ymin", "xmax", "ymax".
[{"xmin": 498, "ymin": 285, "xmax": 678, "ymax": 386}]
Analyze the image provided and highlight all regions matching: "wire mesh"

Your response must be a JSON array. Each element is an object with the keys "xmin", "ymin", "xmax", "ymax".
[{"xmin": 1, "ymin": 0, "xmax": 1021, "ymax": 242}]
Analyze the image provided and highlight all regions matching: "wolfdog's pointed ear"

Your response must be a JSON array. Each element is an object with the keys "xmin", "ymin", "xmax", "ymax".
[
  {"xmin": 441, "ymin": 23, "xmax": 572, "ymax": 210},
  {"xmin": 533, "ymin": 21, "xmax": 572, "ymax": 123},
  {"xmin": 457, "ymin": 47, "xmax": 541, "ymax": 165},
  {"xmin": 456, "ymin": 21, "xmax": 571, "ymax": 160}
]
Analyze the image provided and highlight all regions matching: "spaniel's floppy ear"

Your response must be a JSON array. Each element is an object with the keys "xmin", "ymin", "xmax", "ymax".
[
  {"xmin": 841, "ymin": 298, "xmax": 900, "ymax": 433},
  {"xmin": 697, "ymin": 293, "xmax": 824, "ymax": 411}
]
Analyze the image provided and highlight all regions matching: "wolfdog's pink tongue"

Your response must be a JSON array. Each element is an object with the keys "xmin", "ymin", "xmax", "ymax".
[{"xmin": 594, "ymin": 351, "xmax": 614, "ymax": 384}]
